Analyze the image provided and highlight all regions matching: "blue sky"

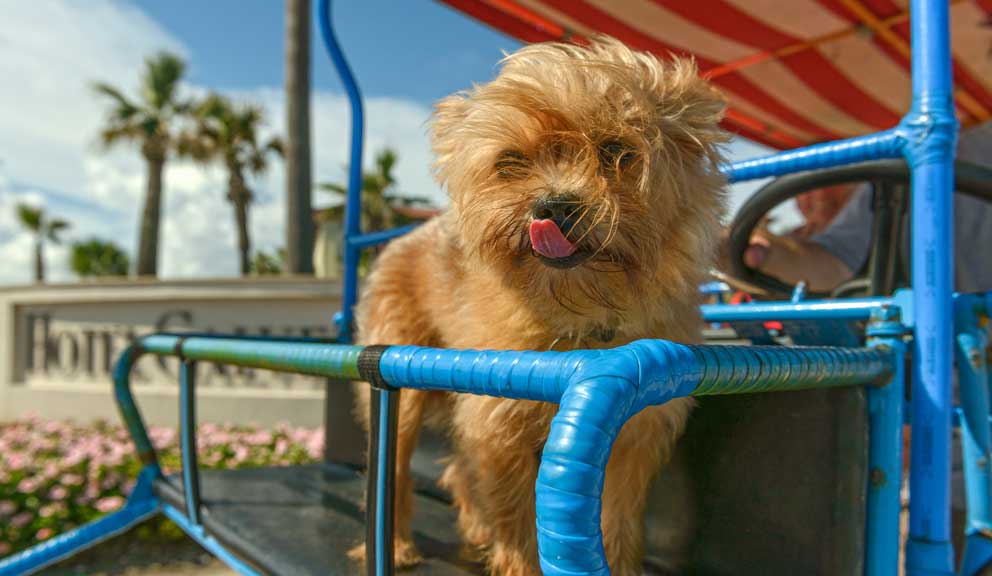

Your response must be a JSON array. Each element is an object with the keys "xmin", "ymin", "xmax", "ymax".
[
  {"xmin": 0, "ymin": 0, "xmax": 782, "ymax": 285},
  {"xmin": 130, "ymin": 0, "xmax": 519, "ymax": 104}
]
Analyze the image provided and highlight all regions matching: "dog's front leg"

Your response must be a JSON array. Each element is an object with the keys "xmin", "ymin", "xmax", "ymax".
[
  {"xmin": 601, "ymin": 399, "xmax": 694, "ymax": 576},
  {"xmin": 452, "ymin": 397, "xmax": 546, "ymax": 576},
  {"xmin": 350, "ymin": 386, "xmax": 429, "ymax": 567}
]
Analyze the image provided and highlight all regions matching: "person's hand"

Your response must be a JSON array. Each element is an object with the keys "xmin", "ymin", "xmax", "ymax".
[
  {"xmin": 743, "ymin": 231, "xmax": 772, "ymax": 270},
  {"xmin": 716, "ymin": 226, "xmax": 774, "ymax": 273}
]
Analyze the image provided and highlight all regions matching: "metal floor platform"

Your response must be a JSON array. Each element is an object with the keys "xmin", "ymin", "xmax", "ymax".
[{"xmin": 154, "ymin": 464, "xmax": 480, "ymax": 575}]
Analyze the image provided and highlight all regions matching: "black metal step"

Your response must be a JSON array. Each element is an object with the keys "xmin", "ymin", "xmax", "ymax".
[{"xmin": 155, "ymin": 464, "xmax": 481, "ymax": 575}]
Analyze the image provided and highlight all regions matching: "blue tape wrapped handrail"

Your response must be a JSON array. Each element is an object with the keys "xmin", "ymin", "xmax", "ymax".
[
  {"xmin": 101, "ymin": 331, "xmax": 895, "ymax": 575},
  {"xmin": 379, "ymin": 339, "xmax": 894, "ymax": 574}
]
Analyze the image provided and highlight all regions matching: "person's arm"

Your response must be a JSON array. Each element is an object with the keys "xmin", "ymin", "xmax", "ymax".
[
  {"xmin": 740, "ymin": 186, "xmax": 873, "ymax": 293},
  {"xmin": 744, "ymin": 231, "xmax": 854, "ymax": 292}
]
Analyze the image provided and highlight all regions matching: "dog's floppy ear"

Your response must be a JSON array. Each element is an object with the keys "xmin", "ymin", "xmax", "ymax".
[{"xmin": 430, "ymin": 93, "xmax": 471, "ymax": 186}]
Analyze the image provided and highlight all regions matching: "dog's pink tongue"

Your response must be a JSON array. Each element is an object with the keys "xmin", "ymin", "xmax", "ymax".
[{"xmin": 529, "ymin": 219, "xmax": 577, "ymax": 259}]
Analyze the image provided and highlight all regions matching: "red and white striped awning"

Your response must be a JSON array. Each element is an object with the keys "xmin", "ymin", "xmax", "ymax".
[{"xmin": 438, "ymin": 0, "xmax": 992, "ymax": 149}]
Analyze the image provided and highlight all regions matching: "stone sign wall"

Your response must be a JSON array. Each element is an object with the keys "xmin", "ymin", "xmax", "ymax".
[{"xmin": 0, "ymin": 278, "xmax": 345, "ymax": 427}]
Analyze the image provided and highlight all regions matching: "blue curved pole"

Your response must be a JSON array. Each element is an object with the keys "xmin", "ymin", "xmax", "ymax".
[{"xmin": 317, "ymin": 0, "xmax": 364, "ymax": 344}]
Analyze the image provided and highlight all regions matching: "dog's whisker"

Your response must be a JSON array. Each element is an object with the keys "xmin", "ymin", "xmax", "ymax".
[{"xmin": 565, "ymin": 208, "xmax": 595, "ymax": 243}]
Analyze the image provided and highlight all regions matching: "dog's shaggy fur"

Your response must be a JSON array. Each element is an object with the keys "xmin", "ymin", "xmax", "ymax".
[{"xmin": 352, "ymin": 38, "xmax": 728, "ymax": 575}]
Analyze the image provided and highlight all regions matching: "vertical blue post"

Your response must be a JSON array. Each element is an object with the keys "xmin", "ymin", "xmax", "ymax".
[
  {"xmin": 866, "ymin": 306, "xmax": 907, "ymax": 576},
  {"xmin": 365, "ymin": 386, "xmax": 398, "ymax": 576},
  {"xmin": 180, "ymin": 360, "xmax": 202, "ymax": 525},
  {"xmin": 903, "ymin": 0, "xmax": 959, "ymax": 573},
  {"xmin": 956, "ymin": 296, "xmax": 992, "ymax": 575},
  {"xmin": 317, "ymin": 0, "xmax": 364, "ymax": 344}
]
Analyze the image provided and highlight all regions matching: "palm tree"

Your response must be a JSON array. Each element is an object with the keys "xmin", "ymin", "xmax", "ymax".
[
  {"xmin": 317, "ymin": 149, "xmax": 429, "ymax": 233},
  {"xmin": 93, "ymin": 51, "xmax": 190, "ymax": 277},
  {"xmin": 70, "ymin": 238, "xmax": 130, "ymax": 278},
  {"xmin": 250, "ymin": 247, "xmax": 288, "ymax": 276},
  {"xmin": 179, "ymin": 94, "xmax": 284, "ymax": 275},
  {"xmin": 314, "ymin": 149, "xmax": 433, "ymax": 277},
  {"xmin": 16, "ymin": 204, "xmax": 69, "ymax": 283}
]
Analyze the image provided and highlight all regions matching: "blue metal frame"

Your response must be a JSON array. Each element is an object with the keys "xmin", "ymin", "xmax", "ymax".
[
  {"xmin": 180, "ymin": 359, "xmax": 203, "ymax": 525},
  {"xmin": 957, "ymin": 295, "xmax": 992, "ymax": 575},
  {"xmin": 160, "ymin": 504, "xmax": 264, "ymax": 576},
  {"xmin": 0, "ymin": 327, "xmax": 905, "ymax": 576},
  {"xmin": 904, "ymin": 2, "xmax": 959, "ymax": 572},
  {"xmin": 866, "ymin": 306, "xmax": 908, "ymax": 576},
  {"xmin": 375, "ymin": 339, "xmax": 895, "ymax": 574},
  {"xmin": 3, "ymin": 0, "xmax": 985, "ymax": 574},
  {"xmin": 716, "ymin": 1, "xmax": 960, "ymax": 571},
  {"xmin": 317, "ymin": 0, "xmax": 364, "ymax": 345},
  {"xmin": 0, "ymin": 467, "xmax": 159, "ymax": 576}
]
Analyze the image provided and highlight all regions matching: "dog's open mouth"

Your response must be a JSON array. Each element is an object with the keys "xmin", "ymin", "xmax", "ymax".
[{"xmin": 529, "ymin": 219, "xmax": 591, "ymax": 269}]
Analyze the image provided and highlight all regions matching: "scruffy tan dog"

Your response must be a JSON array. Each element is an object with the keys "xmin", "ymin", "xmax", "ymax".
[{"xmin": 352, "ymin": 37, "xmax": 728, "ymax": 575}]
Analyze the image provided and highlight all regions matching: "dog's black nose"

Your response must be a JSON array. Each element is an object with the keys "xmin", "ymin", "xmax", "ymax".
[{"xmin": 532, "ymin": 194, "xmax": 581, "ymax": 233}]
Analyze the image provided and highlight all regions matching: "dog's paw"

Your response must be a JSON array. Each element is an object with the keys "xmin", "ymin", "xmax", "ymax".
[
  {"xmin": 347, "ymin": 540, "xmax": 424, "ymax": 568},
  {"xmin": 458, "ymin": 543, "xmax": 487, "ymax": 564},
  {"xmin": 394, "ymin": 539, "xmax": 424, "ymax": 568},
  {"xmin": 347, "ymin": 543, "xmax": 365, "ymax": 564},
  {"xmin": 488, "ymin": 547, "xmax": 541, "ymax": 576}
]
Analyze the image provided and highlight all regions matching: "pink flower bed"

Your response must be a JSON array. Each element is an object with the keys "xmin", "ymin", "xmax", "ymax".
[{"xmin": 0, "ymin": 417, "xmax": 324, "ymax": 557}]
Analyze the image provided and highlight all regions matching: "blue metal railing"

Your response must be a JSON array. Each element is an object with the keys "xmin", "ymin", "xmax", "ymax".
[
  {"xmin": 312, "ymin": 0, "xmax": 961, "ymax": 573},
  {"xmin": 0, "ymin": 315, "xmax": 907, "ymax": 576},
  {"xmin": 317, "ymin": 0, "xmax": 364, "ymax": 345},
  {"xmin": 0, "ymin": 1, "xmax": 981, "ymax": 576}
]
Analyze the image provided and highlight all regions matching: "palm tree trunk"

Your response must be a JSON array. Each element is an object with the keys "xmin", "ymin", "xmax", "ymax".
[
  {"xmin": 285, "ymin": 0, "xmax": 313, "ymax": 274},
  {"xmin": 237, "ymin": 199, "xmax": 251, "ymax": 275},
  {"xmin": 230, "ymin": 173, "xmax": 252, "ymax": 275},
  {"xmin": 34, "ymin": 237, "xmax": 44, "ymax": 283},
  {"xmin": 137, "ymin": 154, "xmax": 165, "ymax": 277}
]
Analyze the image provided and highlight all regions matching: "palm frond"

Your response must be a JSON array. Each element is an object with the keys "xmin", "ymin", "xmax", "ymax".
[
  {"xmin": 16, "ymin": 204, "xmax": 42, "ymax": 231},
  {"xmin": 175, "ymin": 131, "xmax": 216, "ymax": 163},
  {"xmin": 247, "ymin": 150, "xmax": 268, "ymax": 174},
  {"xmin": 316, "ymin": 182, "xmax": 348, "ymax": 195},
  {"xmin": 140, "ymin": 116, "xmax": 161, "ymax": 138},
  {"xmin": 375, "ymin": 149, "xmax": 398, "ymax": 186},
  {"xmin": 196, "ymin": 93, "xmax": 231, "ymax": 119},
  {"xmin": 143, "ymin": 52, "xmax": 187, "ymax": 111},
  {"xmin": 46, "ymin": 219, "xmax": 70, "ymax": 243},
  {"xmin": 92, "ymin": 82, "xmax": 139, "ymax": 118},
  {"xmin": 266, "ymin": 137, "xmax": 285, "ymax": 157},
  {"xmin": 99, "ymin": 124, "xmax": 144, "ymax": 148}
]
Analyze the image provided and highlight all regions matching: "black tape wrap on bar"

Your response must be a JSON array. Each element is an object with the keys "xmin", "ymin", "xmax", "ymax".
[
  {"xmin": 173, "ymin": 336, "xmax": 188, "ymax": 359},
  {"xmin": 358, "ymin": 345, "xmax": 393, "ymax": 390}
]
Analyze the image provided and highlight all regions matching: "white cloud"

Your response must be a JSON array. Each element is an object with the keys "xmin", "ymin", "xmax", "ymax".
[
  {"xmin": 0, "ymin": 0, "xmax": 440, "ymax": 284},
  {"xmin": 0, "ymin": 0, "xmax": 800, "ymax": 286},
  {"xmin": 0, "ymin": 0, "xmax": 183, "ymax": 284}
]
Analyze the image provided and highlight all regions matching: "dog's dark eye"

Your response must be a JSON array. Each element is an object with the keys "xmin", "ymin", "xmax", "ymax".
[
  {"xmin": 599, "ymin": 140, "xmax": 636, "ymax": 173},
  {"xmin": 494, "ymin": 150, "xmax": 529, "ymax": 179}
]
